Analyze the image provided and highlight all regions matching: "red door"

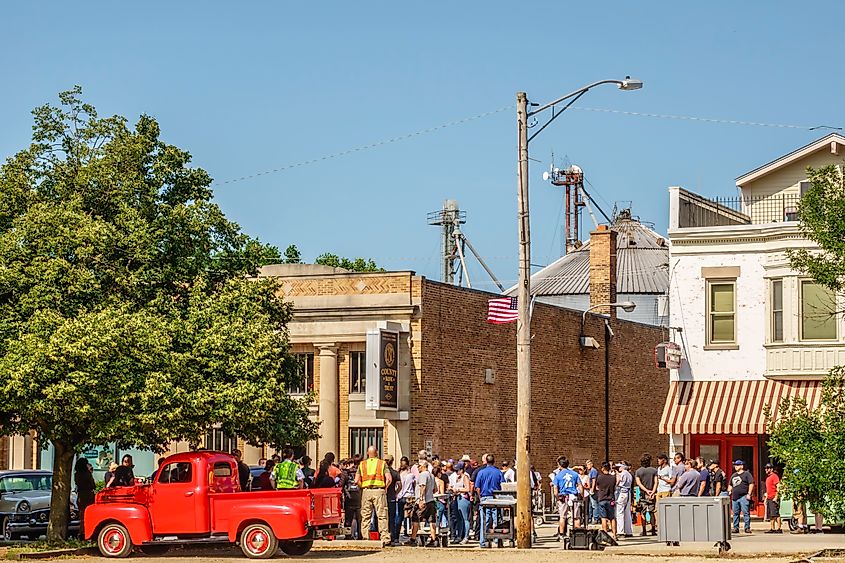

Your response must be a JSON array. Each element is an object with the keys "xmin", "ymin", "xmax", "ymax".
[{"xmin": 149, "ymin": 461, "xmax": 203, "ymax": 535}]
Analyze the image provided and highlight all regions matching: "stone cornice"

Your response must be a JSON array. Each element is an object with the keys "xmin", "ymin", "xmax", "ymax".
[{"xmin": 669, "ymin": 223, "xmax": 813, "ymax": 249}]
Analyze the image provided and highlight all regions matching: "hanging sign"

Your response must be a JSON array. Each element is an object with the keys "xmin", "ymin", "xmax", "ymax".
[
  {"xmin": 366, "ymin": 329, "xmax": 399, "ymax": 410},
  {"xmin": 655, "ymin": 341, "xmax": 682, "ymax": 369}
]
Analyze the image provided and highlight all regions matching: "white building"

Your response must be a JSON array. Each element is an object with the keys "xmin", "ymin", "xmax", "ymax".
[{"xmin": 661, "ymin": 134, "xmax": 844, "ymax": 494}]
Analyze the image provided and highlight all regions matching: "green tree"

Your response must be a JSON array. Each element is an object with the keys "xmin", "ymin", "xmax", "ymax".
[
  {"xmin": 789, "ymin": 164, "xmax": 845, "ymax": 292},
  {"xmin": 315, "ymin": 253, "xmax": 383, "ymax": 272},
  {"xmin": 0, "ymin": 87, "xmax": 318, "ymax": 542},
  {"xmin": 768, "ymin": 368, "xmax": 845, "ymax": 519},
  {"xmin": 283, "ymin": 244, "xmax": 302, "ymax": 264}
]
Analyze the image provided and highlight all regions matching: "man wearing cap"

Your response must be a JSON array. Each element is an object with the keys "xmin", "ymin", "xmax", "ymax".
[
  {"xmin": 708, "ymin": 460, "xmax": 726, "ymax": 496},
  {"xmin": 355, "ymin": 446, "xmax": 392, "ymax": 545},
  {"xmin": 764, "ymin": 463, "xmax": 782, "ymax": 534},
  {"xmin": 728, "ymin": 460, "xmax": 754, "ymax": 534}
]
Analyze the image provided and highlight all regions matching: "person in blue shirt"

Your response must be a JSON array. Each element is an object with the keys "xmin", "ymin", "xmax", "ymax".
[
  {"xmin": 552, "ymin": 457, "xmax": 583, "ymax": 539},
  {"xmin": 473, "ymin": 454, "xmax": 504, "ymax": 548},
  {"xmin": 586, "ymin": 460, "xmax": 599, "ymax": 524}
]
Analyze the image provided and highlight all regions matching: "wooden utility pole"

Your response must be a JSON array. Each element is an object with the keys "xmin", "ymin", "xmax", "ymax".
[{"xmin": 515, "ymin": 91, "xmax": 532, "ymax": 549}]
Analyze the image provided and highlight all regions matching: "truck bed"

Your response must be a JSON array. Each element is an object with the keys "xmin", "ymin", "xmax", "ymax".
[{"xmin": 209, "ymin": 487, "xmax": 342, "ymax": 537}]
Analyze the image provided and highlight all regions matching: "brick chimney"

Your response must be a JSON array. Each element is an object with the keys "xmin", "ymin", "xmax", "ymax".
[{"xmin": 589, "ymin": 224, "xmax": 618, "ymax": 319}]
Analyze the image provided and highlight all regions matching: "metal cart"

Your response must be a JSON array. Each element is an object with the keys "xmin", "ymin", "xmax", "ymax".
[
  {"xmin": 658, "ymin": 496, "xmax": 732, "ymax": 555},
  {"xmin": 480, "ymin": 496, "xmax": 517, "ymax": 548}
]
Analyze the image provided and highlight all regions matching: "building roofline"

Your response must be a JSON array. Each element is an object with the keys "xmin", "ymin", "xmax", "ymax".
[{"xmin": 735, "ymin": 133, "xmax": 845, "ymax": 186}]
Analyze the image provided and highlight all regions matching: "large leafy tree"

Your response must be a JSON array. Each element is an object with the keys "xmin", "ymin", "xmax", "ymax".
[
  {"xmin": 0, "ymin": 87, "xmax": 318, "ymax": 541},
  {"xmin": 768, "ymin": 368, "xmax": 845, "ymax": 519}
]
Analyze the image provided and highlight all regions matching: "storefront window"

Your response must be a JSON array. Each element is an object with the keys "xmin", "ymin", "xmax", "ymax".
[
  {"xmin": 349, "ymin": 427, "xmax": 383, "ymax": 458},
  {"xmin": 349, "ymin": 351, "xmax": 366, "ymax": 394}
]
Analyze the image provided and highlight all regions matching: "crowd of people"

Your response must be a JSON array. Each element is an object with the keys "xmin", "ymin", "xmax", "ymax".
[
  {"xmin": 73, "ymin": 445, "xmax": 821, "ymax": 546},
  {"xmin": 241, "ymin": 447, "xmax": 803, "ymax": 546}
]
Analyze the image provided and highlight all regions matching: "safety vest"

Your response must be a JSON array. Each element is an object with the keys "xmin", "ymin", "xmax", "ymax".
[
  {"xmin": 359, "ymin": 458, "xmax": 386, "ymax": 489},
  {"xmin": 274, "ymin": 460, "xmax": 298, "ymax": 489}
]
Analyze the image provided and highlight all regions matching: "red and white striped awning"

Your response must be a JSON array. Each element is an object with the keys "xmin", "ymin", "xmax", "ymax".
[{"xmin": 659, "ymin": 379, "xmax": 822, "ymax": 435}]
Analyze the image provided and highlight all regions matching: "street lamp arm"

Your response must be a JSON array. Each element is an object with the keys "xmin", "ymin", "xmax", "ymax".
[
  {"xmin": 528, "ymin": 79, "xmax": 629, "ymax": 116},
  {"xmin": 527, "ymin": 89, "xmax": 587, "ymax": 144},
  {"xmin": 580, "ymin": 301, "xmax": 637, "ymax": 334}
]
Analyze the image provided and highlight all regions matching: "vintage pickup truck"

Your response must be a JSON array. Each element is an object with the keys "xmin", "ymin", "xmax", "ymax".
[{"xmin": 84, "ymin": 451, "xmax": 343, "ymax": 558}]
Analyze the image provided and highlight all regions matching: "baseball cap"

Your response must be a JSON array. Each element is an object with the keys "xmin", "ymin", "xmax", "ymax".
[
  {"xmin": 708, "ymin": 459, "xmax": 719, "ymax": 466},
  {"xmin": 733, "ymin": 459, "xmax": 744, "ymax": 466},
  {"xmin": 384, "ymin": 454, "xmax": 394, "ymax": 463},
  {"xmin": 455, "ymin": 461, "xmax": 465, "ymax": 471}
]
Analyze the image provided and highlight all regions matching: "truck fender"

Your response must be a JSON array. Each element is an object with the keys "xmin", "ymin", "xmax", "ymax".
[
  {"xmin": 84, "ymin": 503, "xmax": 153, "ymax": 544},
  {"xmin": 229, "ymin": 503, "xmax": 309, "ymax": 542}
]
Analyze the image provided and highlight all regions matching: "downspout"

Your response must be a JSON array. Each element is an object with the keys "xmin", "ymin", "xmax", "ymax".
[{"xmin": 604, "ymin": 321, "xmax": 610, "ymax": 461}]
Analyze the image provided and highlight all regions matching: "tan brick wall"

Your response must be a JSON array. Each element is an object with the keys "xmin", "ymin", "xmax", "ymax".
[
  {"xmin": 414, "ymin": 281, "xmax": 668, "ymax": 473},
  {"xmin": 0, "ymin": 436, "xmax": 8, "ymax": 470}
]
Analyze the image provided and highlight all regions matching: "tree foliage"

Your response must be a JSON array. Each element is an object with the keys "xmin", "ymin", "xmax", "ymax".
[
  {"xmin": 789, "ymin": 164, "xmax": 845, "ymax": 292},
  {"xmin": 315, "ymin": 252, "xmax": 383, "ymax": 272},
  {"xmin": 283, "ymin": 244, "xmax": 302, "ymax": 264},
  {"xmin": 768, "ymin": 368, "xmax": 845, "ymax": 519},
  {"xmin": 0, "ymin": 87, "xmax": 318, "ymax": 541}
]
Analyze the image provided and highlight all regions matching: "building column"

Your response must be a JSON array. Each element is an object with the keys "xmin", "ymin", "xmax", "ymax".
[{"xmin": 317, "ymin": 344, "xmax": 339, "ymax": 459}]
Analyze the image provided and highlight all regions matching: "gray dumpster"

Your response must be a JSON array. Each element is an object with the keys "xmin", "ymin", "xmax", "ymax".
[{"xmin": 658, "ymin": 496, "xmax": 732, "ymax": 553}]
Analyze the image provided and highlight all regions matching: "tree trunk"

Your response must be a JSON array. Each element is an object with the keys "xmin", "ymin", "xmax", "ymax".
[{"xmin": 47, "ymin": 440, "xmax": 75, "ymax": 544}]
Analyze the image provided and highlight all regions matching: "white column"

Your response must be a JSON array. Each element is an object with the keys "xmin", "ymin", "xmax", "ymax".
[{"xmin": 317, "ymin": 344, "xmax": 339, "ymax": 459}]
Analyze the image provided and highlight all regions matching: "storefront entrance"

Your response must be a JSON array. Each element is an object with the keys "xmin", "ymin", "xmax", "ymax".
[
  {"xmin": 691, "ymin": 434, "xmax": 768, "ymax": 516},
  {"xmin": 691, "ymin": 434, "xmax": 758, "ymax": 476}
]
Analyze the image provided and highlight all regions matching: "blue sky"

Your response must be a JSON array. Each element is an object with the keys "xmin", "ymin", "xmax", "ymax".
[{"xmin": 2, "ymin": 2, "xmax": 842, "ymax": 290}]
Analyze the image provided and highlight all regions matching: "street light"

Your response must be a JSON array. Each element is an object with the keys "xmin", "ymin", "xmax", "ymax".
[
  {"xmin": 578, "ymin": 301, "xmax": 638, "ymax": 463},
  {"xmin": 514, "ymin": 79, "xmax": 642, "ymax": 548}
]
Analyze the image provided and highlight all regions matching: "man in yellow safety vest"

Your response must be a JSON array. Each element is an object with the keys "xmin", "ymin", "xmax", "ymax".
[
  {"xmin": 273, "ymin": 448, "xmax": 304, "ymax": 489},
  {"xmin": 355, "ymin": 446, "xmax": 392, "ymax": 545}
]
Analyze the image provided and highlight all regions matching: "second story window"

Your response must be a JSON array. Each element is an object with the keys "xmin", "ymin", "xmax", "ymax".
[
  {"xmin": 707, "ymin": 280, "xmax": 736, "ymax": 346},
  {"xmin": 800, "ymin": 281, "xmax": 837, "ymax": 341},
  {"xmin": 349, "ymin": 351, "xmax": 366, "ymax": 394},
  {"xmin": 289, "ymin": 353, "xmax": 314, "ymax": 395},
  {"xmin": 771, "ymin": 279, "xmax": 783, "ymax": 342}
]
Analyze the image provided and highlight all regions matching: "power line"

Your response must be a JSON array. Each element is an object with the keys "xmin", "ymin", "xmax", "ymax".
[
  {"xmin": 214, "ymin": 105, "xmax": 839, "ymax": 187},
  {"xmin": 569, "ymin": 106, "xmax": 829, "ymax": 130},
  {"xmin": 215, "ymin": 105, "xmax": 514, "ymax": 186}
]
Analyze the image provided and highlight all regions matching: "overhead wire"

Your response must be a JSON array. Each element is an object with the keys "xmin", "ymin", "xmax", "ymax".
[{"xmin": 214, "ymin": 104, "xmax": 841, "ymax": 187}]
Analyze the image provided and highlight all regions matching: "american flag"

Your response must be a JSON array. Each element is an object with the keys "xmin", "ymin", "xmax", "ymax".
[{"xmin": 487, "ymin": 297, "xmax": 518, "ymax": 324}]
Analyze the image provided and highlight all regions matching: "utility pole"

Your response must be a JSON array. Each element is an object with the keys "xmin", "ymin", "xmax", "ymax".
[{"xmin": 515, "ymin": 91, "xmax": 532, "ymax": 549}]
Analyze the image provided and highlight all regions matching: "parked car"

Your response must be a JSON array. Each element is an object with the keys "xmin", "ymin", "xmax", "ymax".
[
  {"xmin": 779, "ymin": 498, "xmax": 844, "ymax": 532},
  {"xmin": 0, "ymin": 470, "xmax": 79, "ymax": 541},
  {"xmin": 84, "ymin": 451, "xmax": 343, "ymax": 558}
]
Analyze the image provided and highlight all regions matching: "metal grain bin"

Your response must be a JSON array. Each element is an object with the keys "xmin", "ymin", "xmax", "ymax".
[{"xmin": 658, "ymin": 496, "xmax": 732, "ymax": 553}]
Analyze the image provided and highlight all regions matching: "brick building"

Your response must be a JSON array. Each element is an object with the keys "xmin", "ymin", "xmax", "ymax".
[{"xmin": 240, "ymin": 226, "xmax": 670, "ymax": 473}]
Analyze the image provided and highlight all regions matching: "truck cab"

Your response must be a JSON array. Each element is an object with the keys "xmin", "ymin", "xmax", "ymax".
[{"xmin": 84, "ymin": 451, "xmax": 343, "ymax": 559}]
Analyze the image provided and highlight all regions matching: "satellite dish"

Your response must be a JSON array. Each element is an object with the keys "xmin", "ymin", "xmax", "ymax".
[
  {"xmin": 542, "ymin": 171, "xmax": 550, "ymax": 181},
  {"xmin": 569, "ymin": 165, "xmax": 582, "ymax": 174}
]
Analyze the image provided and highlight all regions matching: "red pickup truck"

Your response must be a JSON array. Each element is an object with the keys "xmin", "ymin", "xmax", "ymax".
[{"xmin": 83, "ymin": 451, "xmax": 343, "ymax": 559}]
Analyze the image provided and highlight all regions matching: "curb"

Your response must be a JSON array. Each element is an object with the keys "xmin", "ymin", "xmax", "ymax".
[{"xmin": 12, "ymin": 547, "xmax": 97, "ymax": 560}]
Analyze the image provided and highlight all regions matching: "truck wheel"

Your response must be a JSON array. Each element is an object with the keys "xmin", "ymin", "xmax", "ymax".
[
  {"xmin": 98, "ymin": 523, "xmax": 133, "ymax": 558},
  {"xmin": 279, "ymin": 540, "xmax": 314, "ymax": 556},
  {"xmin": 240, "ymin": 523, "xmax": 278, "ymax": 559}
]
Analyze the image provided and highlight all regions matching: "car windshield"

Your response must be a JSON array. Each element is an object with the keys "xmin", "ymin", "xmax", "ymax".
[{"xmin": 0, "ymin": 475, "xmax": 52, "ymax": 493}]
